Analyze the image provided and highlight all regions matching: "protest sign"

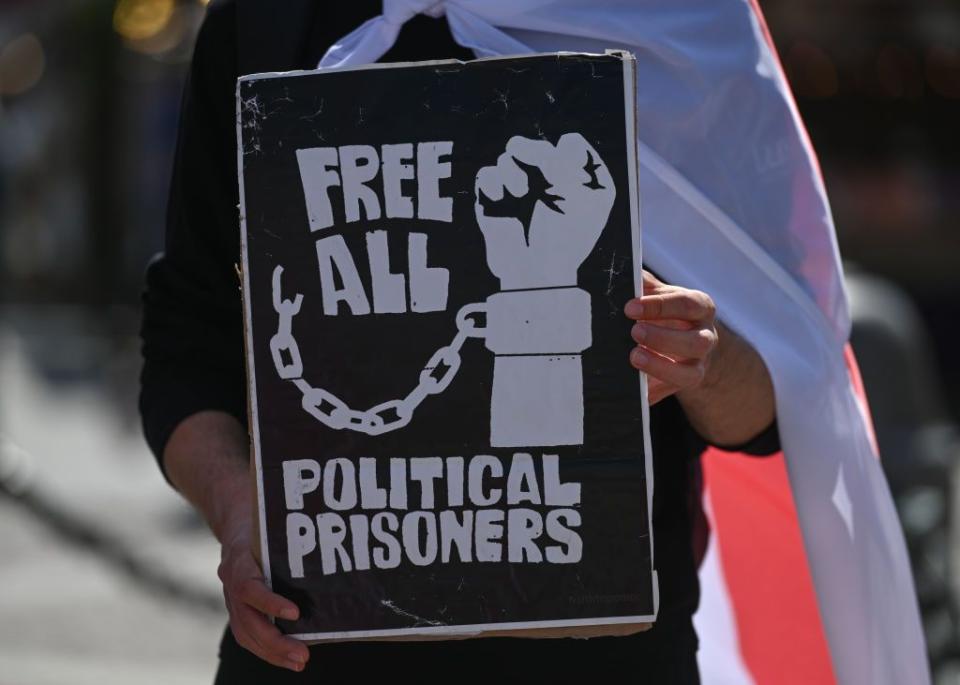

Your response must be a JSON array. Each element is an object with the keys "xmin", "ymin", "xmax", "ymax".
[{"xmin": 237, "ymin": 51, "xmax": 656, "ymax": 640}]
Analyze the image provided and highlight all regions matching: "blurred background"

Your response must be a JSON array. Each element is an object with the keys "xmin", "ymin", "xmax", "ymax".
[{"xmin": 0, "ymin": 0, "xmax": 956, "ymax": 683}]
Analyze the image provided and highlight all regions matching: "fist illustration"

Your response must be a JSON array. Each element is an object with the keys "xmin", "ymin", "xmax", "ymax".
[{"xmin": 474, "ymin": 133, "xmax": 615, "ymax": 290}]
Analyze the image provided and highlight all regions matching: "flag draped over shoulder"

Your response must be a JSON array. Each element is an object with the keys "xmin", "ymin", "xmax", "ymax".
[{"xmin": 310, "ymin": 1, "xmax": 929, "ymax": 682}]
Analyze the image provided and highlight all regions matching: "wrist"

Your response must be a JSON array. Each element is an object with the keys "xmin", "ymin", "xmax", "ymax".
[
  {"xmin": 484, "ymin": 287, "xmax": 592, "ymax": 356},
  {"xmin": 212, "ymin": 477, "xmax": 254, "ymax": 546},
  {"xmin": 197, "ymin": 449, "xmax": 252, "ymax": 546},
  {"xmin": 484, "ymin": 287, "xmax": 592, "ymax": 448},
  {"xmin": 164, "ymin": 411, "xmax": 254, "ymax": 545},
  {"xmin": 218, "ymin": 503, "xmax": 253, "ymax": 547}
]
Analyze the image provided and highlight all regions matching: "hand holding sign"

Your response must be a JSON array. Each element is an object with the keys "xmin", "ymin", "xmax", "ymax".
[
  {"xmin": 474, "ymin": 133, "xmax": 615, "ymax": 290},
  {"xmin": 625, "ymin": 271, "xmax": 719, "ymax": 405},
  {"xmin": 218, "ymin": 526, "xmax": 309, "ymax": 672}
]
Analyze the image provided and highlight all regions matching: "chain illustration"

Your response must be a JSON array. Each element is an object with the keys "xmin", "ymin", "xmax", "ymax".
[{"xmin": 269, "ymin": 265, "xmax": 487, "ymax": 436}]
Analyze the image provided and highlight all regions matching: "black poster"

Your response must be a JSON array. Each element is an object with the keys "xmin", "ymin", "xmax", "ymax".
[{"xmin": 237, "ymin": 52, "xmax": 656, "ymax": 640}]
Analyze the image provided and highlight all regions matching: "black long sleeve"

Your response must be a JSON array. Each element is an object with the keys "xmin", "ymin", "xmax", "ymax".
[{"xmin": 139, "ymin": 0, "xmax": 246, "ymax": 473}]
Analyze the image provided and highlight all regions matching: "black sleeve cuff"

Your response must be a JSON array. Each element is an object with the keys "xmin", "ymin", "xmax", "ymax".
[
  {"xmin": 139, "ymin": 364, "xmax": 248, "ymax": 483},
  {"xmin": 708, "ymin": 418, "xmax": 781, "ymax": 457}
]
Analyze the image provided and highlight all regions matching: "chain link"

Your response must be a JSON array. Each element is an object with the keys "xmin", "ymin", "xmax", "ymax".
[
  {"xmin": 269, "ymin": 266, "xmax": 304, "ymax": 379},
  {"xmin": 269, "ymin": 265, "xmax": 487, "ymax": 436}
]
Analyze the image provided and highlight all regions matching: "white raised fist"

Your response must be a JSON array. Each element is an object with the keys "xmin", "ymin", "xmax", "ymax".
[
  {"xmin": 473, "ymin": 133, "xmax": 615, "ymax": 448},
  {"xmin": 474, "ymin": 133, "xmax": 616, "ymax": 291}
]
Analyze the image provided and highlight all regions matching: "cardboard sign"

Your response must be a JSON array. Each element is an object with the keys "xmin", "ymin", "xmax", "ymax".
[{"xmin": 237, "ymin": 51, "xmax": 656, "ymax": 641}]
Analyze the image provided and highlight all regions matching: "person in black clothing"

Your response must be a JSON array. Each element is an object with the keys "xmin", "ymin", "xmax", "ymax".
[{"xmin": 139, "ymin": 1, "xmax": 780, "ymax": 682}]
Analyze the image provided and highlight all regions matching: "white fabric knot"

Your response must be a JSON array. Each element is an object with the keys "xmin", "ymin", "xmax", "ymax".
[
  {"xmin": 318, "ymin": 0, "xmax": 453, "ymax": 69},
  {"xmin": 383, "ymin": 0, "xmax": 446, "ymax": 27}
]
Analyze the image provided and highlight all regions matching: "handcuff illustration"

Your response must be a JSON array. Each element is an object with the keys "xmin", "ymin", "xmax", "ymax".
[{"xmin": 268, "ymin": 133, "xmax": 616, "ymax": 448}]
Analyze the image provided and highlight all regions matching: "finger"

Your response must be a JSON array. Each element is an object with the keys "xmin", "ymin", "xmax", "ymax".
[
  {"xmin": 494, "ymin": 151, "xmax": 532, "ymax": 197},
  {"xmin": 651, "ymin": 319, "xmax": 696, "ymax": 331},
  {"xmin": 557, "ymin": 132, "xmax": 614, "ymax": 192},
  {"xmin": 622, "ymin": 302, "xmax": 694, "ymax": 329},
  {"xmin": 228, "ymin": 613, "xmax": 266, "ymax": 666},
  {"xmin": 234, "ymin": 602, "xmax": 310, "ymax": 671},
  {"xmin": 226, "ymin": 591, "xmax": 301, "ymax": 670},
  {"xmin": 646, "ymin": 376, "xmax": 678, "ymax": 406},
  {"xmin": 624, "ymin": 290, "xmax": 715, "ymax": 324},
  {"xmin": 475, "ymin": 165, "xmax": 508, "ymax": 202},
  {"xmin": 630, "ymin": 345, "xmax": 705, "ymax": 389},
  {"xmin": 641, "ymin": 270, "xmax": 662, "ymax": 292},
  {"xmin": 632, "ymin": 322, "xmax": 717, "ymax": 360},
  {"xmin": 235, "ymin": 577, "xmax": 300, "ymax": 621},
  {"xmin": 227, "ymin": 605, "xmax": 283, "ymax": 670},
  {"xmin": 504, "ymin": 135, "xmax": 557, "ymax": 168}
]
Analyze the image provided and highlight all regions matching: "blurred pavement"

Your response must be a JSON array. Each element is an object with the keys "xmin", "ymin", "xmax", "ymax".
[{"xmin": 0, "ymin": 317, "xmax": 226, "ymax": 685}]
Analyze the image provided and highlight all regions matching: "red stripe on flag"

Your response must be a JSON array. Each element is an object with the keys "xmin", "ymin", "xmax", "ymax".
[
  {"xmin": 703, "ymin": 448, "xmax": 835, "ymax": 684},
  {"xmin": 844, "ymin": 343, "xmax": 879, "ymax": 456},
  {"xmin": 716, "ymin": 4, "xmax": 867, "ymax": 681}
]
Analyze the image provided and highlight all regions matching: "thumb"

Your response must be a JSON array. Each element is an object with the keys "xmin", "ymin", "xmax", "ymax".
[{"xmin": 642, "ymin": 270, "xmax": 664, "ymax": 292}]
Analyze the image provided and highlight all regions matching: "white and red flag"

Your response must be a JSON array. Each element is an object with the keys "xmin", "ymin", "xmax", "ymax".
[{"xmin": 314, "ymin": 1, "xmax": 929, "ymax": 681}]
